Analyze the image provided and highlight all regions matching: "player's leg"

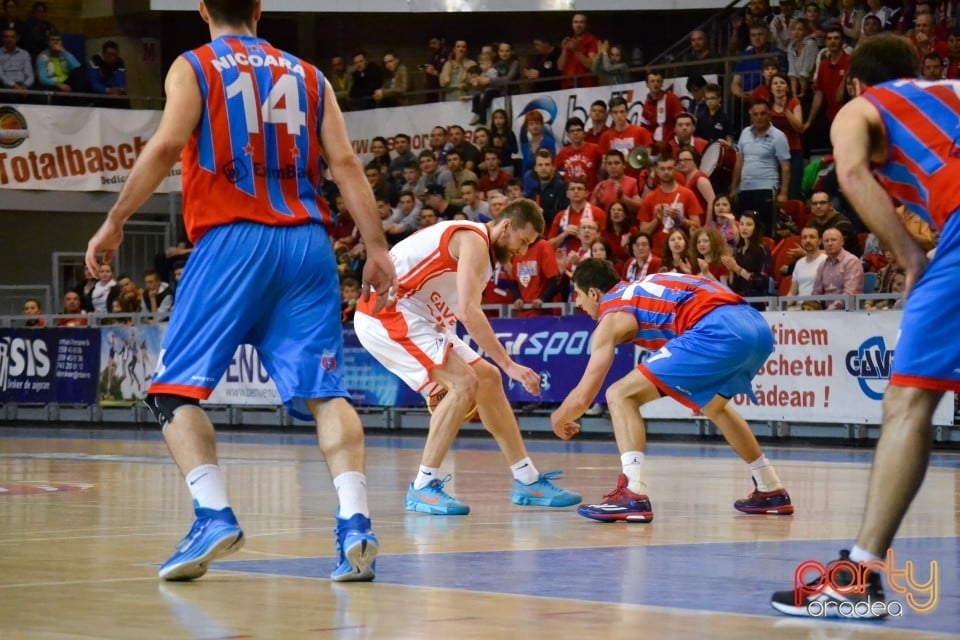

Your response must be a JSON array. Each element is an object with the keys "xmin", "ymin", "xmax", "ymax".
[
  {"xmin": 771, "ymin": 229, "xmax": 960, "ymax": 618},
  {"xmin": 855, "ymin": 385, "xmax": 941, "ymax": 557},
  {"xmin": 701, "ymin": 396, "xmax": 792, "ymax": 515},
  {"xmin": 149, "ymin": 222, "xmax": 289, "ymax": 581},
  {"xmin": 255, "ymin": 223, "xmax": 377, "ymax": 580},
  {"xmin": 352, "ymin": 311, "xmax": 472, "ymax": 515},
  {"xmin": 307, "ymin": 397, "xmax": 378, "ymax": 582},
  {"xmin": 768, "ymin": 386, "xmax": 941, "ymax": 617},
  {"xmin": 465, "ymin": 357, "xmax": 580, "ymax": 508},
  {"xmin": 149, "ymin": 395, "xmax": 244, "ymax": 581},
  {"xmin": 576, "ymin": 368, "xmax": 659, "ymax": 523}
]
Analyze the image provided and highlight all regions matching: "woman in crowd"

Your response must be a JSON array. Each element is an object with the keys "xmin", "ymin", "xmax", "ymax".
[
  {"xmin": 602, "ymin": 201, "xmax": 636, "ymax": 266},
  {"xmin": 707, "ymin": 195, "xmax": 740, "ymax": 249},
  {"xmin": 768, "ymin": 73, "xmax": 805, "ymax": 200},
  {"xmin": 439, "ymin": 40, "xmax": 474, "ymax": 102},
  {"xmin": 659, "ymin": 228, "xmax": 696, "ymax": 274},
  {"xmin": 692, "ymin": 227, "xmax": 732, "ymax": 285},
  {"xmin": 721, "ymin": 210, "xmax": 771, "ymax": 299},
  {"xmin": 676, "ymin": 145, "xmax": 715, "ymax": 217},
  {"xmin": 621, "ymin": 231, "xmax": 661, "ymax": 280}
]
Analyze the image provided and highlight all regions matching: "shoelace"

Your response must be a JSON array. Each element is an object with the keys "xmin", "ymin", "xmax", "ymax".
[
  {"xmin": 175, "ymin": 518, "xmax": 208, "ymax": 552},
  {"xmin": 429, "ymin": 473, "xmax": 455, "ymax": 493},
  {"xmin": 535, "ymin": 470, "xmax": 565, "ymax": 491}
]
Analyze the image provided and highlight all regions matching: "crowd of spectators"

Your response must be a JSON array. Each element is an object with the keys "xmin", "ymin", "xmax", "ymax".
[
  {"xmin": 18, "ymin": 2, "xmax": 947, "ymax": 327},
  {"xmin": 275, "ymin": 2, "xmax": 950, "ymax": 321},
  {"xmin": 1, "ymin": 0, "xmax": 126, "ymax": 104}
]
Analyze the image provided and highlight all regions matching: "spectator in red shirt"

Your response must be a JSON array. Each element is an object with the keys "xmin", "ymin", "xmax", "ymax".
[
  {"xmin": 640, "ymin": 70, "xmax": 684, "ymax": 143},
  {"xmin": 638, "ymin": 153, "xmax": 704, "ymax": 255},
  {"xmin": 23, "ymin": 298, "xmax": 46, "ymax": 327},
  {"xmin": 592, "ymin": 150, "xmax": 643, "ymax": 215},
  {"xmin": 512, "ymin": 236, "xmax": 562, "ymax": 317},
  {"xmin": 555, "ymin": 117, "xmax": 603, "ymax": 191},
  {"xmin": 558, "ymin": 12, "xmax": 599, "ymax": 89},
  {"xmin": 548, "ymin": 178, "xmax": 607, "ymax": 255},
  {"xmin": 584, "ymin": 99, "xmax": 610, "ymax": 144},
  {"xmin": 804, "ymin": 25, "xmax": 849, "ymax": 148},
  {"xmin": 598, "ymin": 97, "xmax": 653, "ymax": 181},
  {"xmin": 57, "ymin": 291, "xmax": 89, "ymax": 327}
]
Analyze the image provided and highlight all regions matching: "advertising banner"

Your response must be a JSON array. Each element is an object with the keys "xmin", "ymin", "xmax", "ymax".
[
  {"xmin": 343, "ymin": 75, "xmax": 711, "ymax": 165},
  {"xmin": 204, "ymin": 343, "xmax": 282, "ymax": 406},
  {"xmin": 0, "ymin": 328, "xmax": 99, "ymax": 404},
  {"xmin": 342, "ymin": 325, "xmax": 423, "ymax": 407},
  {"xmin": 458, "ymin": 314, "xmax": 635, "ymax": 405},
  {"xmin": 0, "ymin": 104, "xmax": 181, "ymax": 192},
  {"xmin": 639, "ymin": 311, "xmax": 955, "ymax": 425},
  {"xmin": 1, "ymin": 73, "xmax": 706, "ymax": 193},
  {"xmin": 98, "ymin": 324, "xmax": 165, "ymax": 405}
]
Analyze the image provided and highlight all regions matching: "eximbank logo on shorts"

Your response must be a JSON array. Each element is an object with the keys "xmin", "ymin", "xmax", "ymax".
[
  {"xmin": 795, "ymin": 549, "xmax": 939, "ymax": 617},
  {"xmin": 844, "ymin": 335, "xmax": 893, "ymax": 400}
]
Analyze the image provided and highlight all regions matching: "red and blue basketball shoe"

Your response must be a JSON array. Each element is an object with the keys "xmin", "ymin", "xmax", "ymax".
[
  {"xmin": 734, "ymin": 478, "xmax": 794, "ymax": 515},
  {"xmin": 577, "ymin": 474, "xmax": 654, "ymax": 523}
]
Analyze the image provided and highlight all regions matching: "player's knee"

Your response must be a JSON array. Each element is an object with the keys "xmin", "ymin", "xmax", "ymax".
[
  {"xmin": 605, "ymin": 377, "xmax": 657, "ymax": 406},
  {"xmin": 448, "ymin": 367, "xmax": 480, "ymax": 399},
  {"xmin": 472, "ymin": 359, "xmax": 502, "ymax": 390},
  {"xmin": 144, "ymin": 393, "xmax": 200, "ymax": 429}
]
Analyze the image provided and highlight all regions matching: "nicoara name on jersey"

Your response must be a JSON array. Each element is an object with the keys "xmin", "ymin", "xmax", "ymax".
[{"xmin": 211, "ymin": 52, "xmax": 305, "ymax": 78}]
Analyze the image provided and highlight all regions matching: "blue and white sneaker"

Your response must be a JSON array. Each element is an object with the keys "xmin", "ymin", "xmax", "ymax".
[
  {"xmin": 159, "ymin": 507, "xmax": 245, "ymax": 581},
  {"xmin": 404, "ymin": 474, "xmax": 470, "ymax": 515},
  {"xmin": 512, "ymin": 470, "xmax": 582, "ymax": 507},
  {"xmin": 331, "ymin": 513, "xmax": 378, "ymax": 582}
]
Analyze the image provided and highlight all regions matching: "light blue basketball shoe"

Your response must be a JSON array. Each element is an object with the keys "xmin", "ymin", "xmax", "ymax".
[
  {"xmin": 159, "ymin": 506, "xmax": 245, "ymax": 581},
  {"xmin": 331, "ymin": 513, "xmax": 378, "ymax": 582}
]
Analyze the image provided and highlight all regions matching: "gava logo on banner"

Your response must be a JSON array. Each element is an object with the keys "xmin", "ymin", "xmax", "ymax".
[{"xmin": 844, "ymin": 335, "xmax": 894, "ymax": 401}]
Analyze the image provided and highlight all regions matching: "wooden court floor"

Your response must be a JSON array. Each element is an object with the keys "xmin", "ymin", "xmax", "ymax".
[{"xmin": 0, "ymin": 425, "xmax": 957, "ymax": 639}]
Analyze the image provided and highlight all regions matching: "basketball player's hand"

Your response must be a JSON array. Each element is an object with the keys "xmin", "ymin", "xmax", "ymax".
[
  {"xmin": 86, "ymin": 218, "xmax": 124, "ymax": 277},
  {"xmin": 551, "ymin": 414, "xmax": 581, "ymax": 441},
  {"xmin": 362, "ymin": 247, "xmax": 399, "ymax": 313},
  {"xmin": 506, "ymin": 362, "xmax": 541, "ymax": 396},
  {"xmin": 901, "ymin": 247, "xmax": 929, "ymax": 300}
]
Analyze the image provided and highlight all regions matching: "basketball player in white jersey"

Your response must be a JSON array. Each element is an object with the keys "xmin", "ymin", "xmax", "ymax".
[{"xmin": 354, "ymin": 198, "xmax": 581, "ymax": 515}]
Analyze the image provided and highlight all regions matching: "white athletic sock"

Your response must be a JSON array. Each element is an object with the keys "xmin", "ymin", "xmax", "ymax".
[
  {"xmin": 185, "ymin": 464, "xmax": 230, "ymax": 511},
  {"xmin": 510, "ymin": 457, "xmax": 540, "ymax": 485},
  {"xmin": 748, "ymin": 454, "xmax": 783, "ymax": 492},
  {"xmin": 413, "ymin": 465, "xmax": 441, "ymax": 490},
  {"xmin": 620, "ymin": 451, "xmax": 647, "ymax": 494},
  {"xmin": 333, "ymin": 471, "xmax": 370, "ymax": 519},
  {"xmin": 849, "ymin": 545, "xmax": 881, "ymax": 564}
]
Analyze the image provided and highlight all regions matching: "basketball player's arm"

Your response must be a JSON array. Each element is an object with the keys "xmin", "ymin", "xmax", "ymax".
[
  {"xmin": 831, "ymin": 98, "xmax": 928, "ymax": 294},
  {"xmin": 551, "ymin": 311, "xmax": 637, "ymax": 439},
  {"xmin": 86, "ymin": 57, "xmax": 200, "ymax": 275},
  {"xmin": 456, "ymin": 232, "xmax": 541, "ymax": 396},
  {"xmin": 320, "ymin": 78, "xmax": 398, "ymax": 310}
]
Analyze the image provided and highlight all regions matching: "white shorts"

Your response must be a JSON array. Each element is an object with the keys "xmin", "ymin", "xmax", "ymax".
[{"xmin": 353, "ymin": 309, "xmax": 482, "ymax": 398}]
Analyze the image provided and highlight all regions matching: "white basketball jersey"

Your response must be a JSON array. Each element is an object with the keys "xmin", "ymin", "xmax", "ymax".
[{"xmin": 389, "ymin": 221, "xmax": 493, "ymax": 328}]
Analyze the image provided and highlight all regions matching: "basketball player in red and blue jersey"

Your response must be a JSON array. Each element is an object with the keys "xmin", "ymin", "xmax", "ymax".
[
  {"xmin": 85, "ymin": 0, "xmax": 397, "ymax": 583},
  {"xmin": 772, "ymin": 34, "xmax": 957, "ymax": 618},
  {"xmin": 551, "ymin": 259, "xmax": 792, "ymax": 522}
]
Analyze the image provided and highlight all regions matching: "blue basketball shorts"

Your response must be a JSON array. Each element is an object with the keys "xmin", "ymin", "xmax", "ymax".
[
  {"xmin": 890, "ymin": 213, "xmax": 960, "ymax": 392},
  {"xmin": 149, "ymin": 221, "xmax": 348, "ymax": 420},
  {"xmin": 638, "ymin": 304, "xmax": 774, "ymax": 411}
]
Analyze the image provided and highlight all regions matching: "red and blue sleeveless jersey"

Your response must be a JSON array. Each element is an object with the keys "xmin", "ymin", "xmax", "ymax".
[
  {"xmin": 598, "ymin": 273, "xmax": 746, "ymax": 350},
  {"xmin": 180, "ymin": 36, "xmax": 333, "ymax": 243},
  {"xmin": 862, "ymin": 79, "xmax": 960, "ymax": 231}
]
